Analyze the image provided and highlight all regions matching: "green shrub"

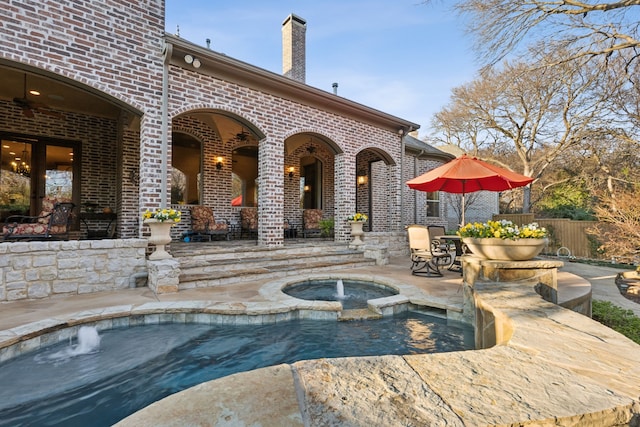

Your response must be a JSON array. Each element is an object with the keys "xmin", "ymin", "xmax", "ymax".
[
  {"xmin": 592, "ymin": 300, "xmax": 640, "ymax": 345},
  {"xmin": 319, "ymin": 218, "xmax": 334, "ymax": 237}
]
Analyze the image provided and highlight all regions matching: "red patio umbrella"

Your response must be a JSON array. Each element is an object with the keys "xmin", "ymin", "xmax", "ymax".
[
  {"xmin": 406, "ymin": 154, "xmax": 533, "ymax": 224},
  {"xmin": 231, "ymin": 195, "xmax": 243, "ymax": 206}
]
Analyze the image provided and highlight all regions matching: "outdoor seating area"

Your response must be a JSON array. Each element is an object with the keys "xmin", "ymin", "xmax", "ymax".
[
  {"xmin": 407, "ymin": 224, "xmax": 453, "ymax": 277},
  {"xmin": 2, "ymin": 198, "xmax": 75, "ymax": 242},
  {"xmin": 428, "ymin": 225, "xmax": 465, "ymax": 273}
]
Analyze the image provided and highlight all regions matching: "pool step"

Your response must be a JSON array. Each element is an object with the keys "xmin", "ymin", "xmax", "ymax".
[
  {"xmin": 410, "ymin": 306, "xmax": 448, "ymax": 319},
  {"xmin": 172, "ymin": 242, "xmax": 376, "ymax": 289},
  {"xmin": 339, "ymin": 308, "xmax": 383, "ymax": 321}
]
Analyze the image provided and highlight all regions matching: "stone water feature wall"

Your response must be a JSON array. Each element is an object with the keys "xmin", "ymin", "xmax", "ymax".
[{"xmin": 0, "ymin": 240, "xmax": 147, "ymax": 301}]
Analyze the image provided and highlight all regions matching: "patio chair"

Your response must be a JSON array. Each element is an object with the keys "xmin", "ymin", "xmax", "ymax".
[
  {"xmin": 428, "ymin": 225, "xmax": 459, "ymax": 272},
  {"xmin": 188, "ymin": 206, "xmax": 229, "ymax": 241},
  {"xmin": 240, "ymin": 207, "xmax": 258, "ymax": 238},
  {"xmin": 407, "ymin": 224, "xmax": 452, "ymax": 277},
  {"xmin": 284, "ymin": 218, "xmax": 296, "ymax": 238},
  {"xmin": 302, "ymin": 209, "xmax": 323, "ymax": 238},
  {"xmin": 2, "ymin": 198, "xmax": 75, "ymax": 241}
]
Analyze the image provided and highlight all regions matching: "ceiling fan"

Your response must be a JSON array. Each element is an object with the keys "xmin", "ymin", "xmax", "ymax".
[
  {"xmin": 13, "ymin": 74, "xmax": 63, "ymax": 119},
  {"xmin": 235, "ymin": 127, "xmax": 251, "ymax": 141}
]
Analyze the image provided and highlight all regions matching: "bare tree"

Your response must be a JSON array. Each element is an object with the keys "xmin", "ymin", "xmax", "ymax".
[
  {"xmin": 443, "ymin": 191, "xmax": 481, "ymax": 226},
  {"xmin": 601, "ymin": 54, "xmax": 640, "ymax": 145},
  {"xmin": 432, "ymin": 48, "xmax": 611, "ymax": 212},
  {"xmin": 431, "ymin": 104, "xmax": 492, "ymax": 155},
  {"xmin": 590, "ymin": 188, "xmax": 640, "ymax": 264},
  {"xmin": 437, "ymin": 0, "xmax": 640, "ymax": 69}
]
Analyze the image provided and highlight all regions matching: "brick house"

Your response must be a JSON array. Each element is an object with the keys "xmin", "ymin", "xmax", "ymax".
[{"xmin": 0, "ymin": 1, "xmax": 456, "ymax": 248}]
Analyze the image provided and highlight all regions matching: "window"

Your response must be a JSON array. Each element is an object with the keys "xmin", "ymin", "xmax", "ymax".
[{"xmin": 426, "ymin": 191, "xmax": 440, "ymax": 217}]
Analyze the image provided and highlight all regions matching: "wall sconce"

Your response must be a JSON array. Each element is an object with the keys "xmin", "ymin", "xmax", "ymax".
[
  {"xmin": 129, "ymin": 169, "xmax": 139, "ymax": 184},
  {"xmin": 184, "ymin": 54, "xmax": 201, "ymax": 68},
  {"xmin": 216, "ymin": 156, "xmax": 223, "ymax": 170},
  {"xmin": 287, "ymin": 167, "xmax": 295, "ymax": 180},
  {"xmin": 357, "ymin": 170, "xmax": 368, "ymax": 186},
  {"xmin": 304, "ymin": 185, "xmax": 311, "ymax": 192}
]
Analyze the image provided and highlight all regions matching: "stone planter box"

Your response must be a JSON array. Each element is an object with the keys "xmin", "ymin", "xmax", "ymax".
[{"xmin": 462, "ymin": 237, "xmax": 547, "ymax": 261}]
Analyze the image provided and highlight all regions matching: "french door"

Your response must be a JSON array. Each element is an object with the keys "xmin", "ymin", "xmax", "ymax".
[{"xmin": 0, "ymin": 133, "xmax": 79, "ymax": 219}]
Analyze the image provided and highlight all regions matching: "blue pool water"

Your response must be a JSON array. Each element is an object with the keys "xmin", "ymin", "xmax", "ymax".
[
  {"xmin": 0, "ymin": 312, "xmax": 473, "ymax": 426},
  {"xmin": 283, "ymin": 279, "xmax": 398, "ymax": 309}
]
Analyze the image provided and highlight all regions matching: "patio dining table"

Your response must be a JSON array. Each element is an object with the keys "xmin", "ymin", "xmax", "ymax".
[{"xmin": 435, "ymin": 235, "xmax": 464, "ymax": 272}]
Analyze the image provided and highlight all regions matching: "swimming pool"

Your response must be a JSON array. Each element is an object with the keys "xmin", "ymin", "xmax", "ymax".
[{"xmin": 0, "ymin": 312, "xmax": 473, "ymax": 426}]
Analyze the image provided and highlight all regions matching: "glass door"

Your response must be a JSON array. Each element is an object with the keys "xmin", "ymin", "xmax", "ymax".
[
  {"xmin": 0, "ymin": 139, "xmax": 32, "ymax": 220},
  {"xmin": 0, "ymin": 134, "xmax": 78, "ymax": 220},
  {"xmin": 45, "ymin": 144, "xmax": 74, "ymax": 203}
]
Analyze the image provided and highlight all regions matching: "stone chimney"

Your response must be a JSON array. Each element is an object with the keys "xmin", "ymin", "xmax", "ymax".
[{"xmin": 282, "ymin": 14, "xmax": 306, "ymax": 83}]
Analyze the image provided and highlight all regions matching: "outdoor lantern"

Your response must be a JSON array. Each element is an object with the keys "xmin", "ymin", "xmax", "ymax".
[
  {"xmin": 357, "ymin": 171, "xmax": 368, "ymax": 186},
  {"xmin": 216, "ymin": 157, "xmax": 223, "ymax": 170},
  {"xmin": 288, "ymin": 166, "xmax": 295, "ymax": 179}
]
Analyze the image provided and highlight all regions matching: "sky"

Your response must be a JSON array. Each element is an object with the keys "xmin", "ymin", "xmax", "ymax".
[{"xmin": 165, "ymin": 0, "xmax": 479, "ymax": 137}]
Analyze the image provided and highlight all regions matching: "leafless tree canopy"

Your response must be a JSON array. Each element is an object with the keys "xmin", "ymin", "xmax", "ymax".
[
  {"xmin": 591, "ymin": 189, "xmax": 640, "ymax": 263},
  {"xmin": 432, "ymin": 47, "xmax": 612, "ymax": 211},
  {"xmin": 424, "ymin": 1, "xmax": 640, "ymax": 260},
  {"xmin": 446, "ymin": 0, "xmax": 640, "ymax": 68}
]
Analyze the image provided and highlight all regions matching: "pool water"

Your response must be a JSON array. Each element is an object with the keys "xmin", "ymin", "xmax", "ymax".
[
  {"xmin": 283, "ymin": 279, "xmax": 398, "ymax": 309},
  {"xmin": 0, "ymin": 312, "xmax": 473, "ymax": 426}
]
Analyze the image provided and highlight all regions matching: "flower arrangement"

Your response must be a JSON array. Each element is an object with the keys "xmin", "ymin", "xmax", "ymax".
[
  {"xmin": 142, "ymin": 208, "xmax": 181, "ymax": 223},
  {"xmin": 457, "ymin": 219, "xmax": 547, "ymax": 240},
  {"xmin": 348, "ymin": 213, "xmax": 368, "ymax": 222}
]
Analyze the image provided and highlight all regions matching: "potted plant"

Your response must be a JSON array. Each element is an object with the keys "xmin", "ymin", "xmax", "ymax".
[
  {"xmin": 347, "ymin": 213, "xmax": 368, "ymax": 245},
  {"xmin": 457, "ymin": 219, "xmax": 548, "ymax": 261},
  {"xmin": 143, "ymin": 208, "xmax": 181, "ymax": 260}
]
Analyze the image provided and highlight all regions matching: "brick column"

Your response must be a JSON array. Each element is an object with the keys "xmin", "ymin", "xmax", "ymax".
[
  {"xmin": 334, "ymin": 153, "xmax": 356, "ymax": 242},
  {"xmin": 389, "ymin": 162, "xmax": 402, "ymax": 231},
  {"xmin": 138, "ymin": 111, "xmax": 165, "ymax": 237},
  {"xmin": 258, "ymin": 135, "xmax": 284, "ymax": 246}
]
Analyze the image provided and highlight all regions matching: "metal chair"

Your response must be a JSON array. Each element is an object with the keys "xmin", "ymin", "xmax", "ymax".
[
  {"xmin": 188, "ymin": 206, "xmax": 229, "ymax": 241},
  {"xmin": 2, "ymin": 200, "xmax": 75, "ymax": 241},
  {"xmin": 407, "ymin": 224, "xmax": 452, "ymax": 277},
  {"xmin": 428, "ymin": 225, "xmax": 461, "ymax": 272},
  {"xmin": 240, "ymin": 208, "xmax": 258, "ymax": 239},
  {"xmin": 302, "ymin": 209, "xmax": 323, "ymax": 238}
]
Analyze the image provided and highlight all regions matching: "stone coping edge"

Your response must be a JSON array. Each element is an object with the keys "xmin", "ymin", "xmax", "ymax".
[{"xmin": 0, "ymin": 272, "xmax": 459, "ymax": 362}]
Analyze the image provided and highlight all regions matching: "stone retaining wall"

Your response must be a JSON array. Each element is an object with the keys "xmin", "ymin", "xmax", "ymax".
[
  {"xmin": 362, "ymin": 231, "xmax": 408, "ymax": 258},
  {"xmin": 0, "ymin": 240, "xmax": 148, "ymax": 301}
]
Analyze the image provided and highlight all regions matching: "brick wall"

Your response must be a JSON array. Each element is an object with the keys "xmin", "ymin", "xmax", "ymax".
[
  {"xmin": 1, "ymin": 1, "xmax": 428, "ymax": 247},
  {"xmin": 0, "ymin": 0, "xmax": 166, "ymax": 237},
  {"xmin": 403, "ymin": 154, "xmax": 450, "ymax": 227},
  {"xmin": 167, "ymin": 66, "xmax": 403, "ymax": 244}
]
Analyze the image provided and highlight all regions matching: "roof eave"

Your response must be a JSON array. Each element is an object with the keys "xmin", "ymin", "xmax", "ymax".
[{"xmin": 164, "ymin": 34, "xmax": 419, "ymax": 133}]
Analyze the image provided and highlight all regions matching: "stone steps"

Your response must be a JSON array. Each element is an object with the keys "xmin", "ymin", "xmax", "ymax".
[{"xmin": 172, "ymin": 241, "xmax": 376, "ymax": 288}]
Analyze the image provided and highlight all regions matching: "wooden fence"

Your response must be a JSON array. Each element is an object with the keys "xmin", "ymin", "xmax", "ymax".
[{"xmin": 493, "ymin": 214, "xmax": 598, "ymax": 258}]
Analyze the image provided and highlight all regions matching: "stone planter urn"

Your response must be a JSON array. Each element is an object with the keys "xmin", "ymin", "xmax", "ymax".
[
  {"xmin": 461, "ymin": 237, "xmax": 547, "ymax": 261},
  {"xmin": 349, "ymin": 221, "xmax": 365, "ymax": 245},
  {"xmin": 144, "ymin": 219, "xmax": 174, "ymax": 260}
]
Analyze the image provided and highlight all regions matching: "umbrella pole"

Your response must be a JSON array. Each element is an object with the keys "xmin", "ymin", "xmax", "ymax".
[{"xmin": 461, "ymin": 193, "xmax": 465, "ymax": 225}]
